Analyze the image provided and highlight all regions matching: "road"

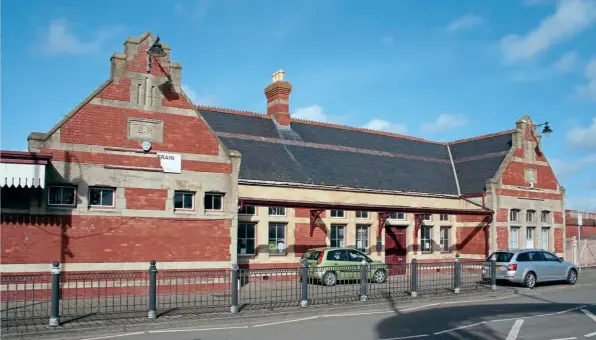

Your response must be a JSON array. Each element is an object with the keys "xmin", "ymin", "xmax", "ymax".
[{"xmin": 62, "ymin": 280, "xmax": 596, "ymax": 340}]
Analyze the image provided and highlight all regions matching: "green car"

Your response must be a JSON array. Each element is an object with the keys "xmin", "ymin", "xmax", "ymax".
[{"xmin": 301, "ymin": 247, "xmax": 389, "ymax": 286}]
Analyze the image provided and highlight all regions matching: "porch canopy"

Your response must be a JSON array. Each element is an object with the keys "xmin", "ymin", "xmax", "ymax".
[{"xmin": 0, "ymin": 151, "xmax": 52, "ymax": 188}]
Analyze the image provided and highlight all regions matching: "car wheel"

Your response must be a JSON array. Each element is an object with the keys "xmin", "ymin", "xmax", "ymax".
[
  {"xmin": 524, "ymin": 272, "xmax": 536, "ymax": 289},
  {"xmin": 323, "ymin": 271, "xmax": 337, "ymax": 286},
  {"xmin": 373, "ymin": 269, "xmax": 387, "ymax": 283},
  {"xmin": 567, "ymin": 269, "xmax": 577, "ymax": 285}
]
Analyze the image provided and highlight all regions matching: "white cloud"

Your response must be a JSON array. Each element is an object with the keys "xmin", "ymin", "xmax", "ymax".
[
  {"xmin": 421, "ymin": 114, "xmax": 468, "ymax": 133},
  {"xmin": 181, "ymin": 84, "xmax": 218, "ymax": 106},
  {"xmin": 39, "ymin": 19, "xmax": 120, "ymax": 56},
  {"xmin": 508, "ymin": 51, "xmax": 579, "ymax": 82},
  {"xmin": 292, "ymin": 105, "xmax": 330, "ymax": 122},
  {"xmin": 550, "ymin": 153, "xmax": 596, "ymax": 178},
  {"xmin": 566, "ymin": 196, "xmax": 596, "ymax": 212},
  {"xmin": 553, "ymin": 51, "xmax": 579, "ymax": 73},
  {"xmin": 566, "ymin": 117, "xmax": 596, "ymax": 148},
  {"xmin": 499, "ymin": 0, "xmax": 596, "ymax": 63},
  {"xmin": 575, "ymin": 57, "xmax": 596, "ymax": 101},
  {"xmin": 446, "ymin": 14, "xmax": 485, "ymax": 32},
  {"xmin": 362, "ymin": 119, "xmax": 407, "ymax": 134}
]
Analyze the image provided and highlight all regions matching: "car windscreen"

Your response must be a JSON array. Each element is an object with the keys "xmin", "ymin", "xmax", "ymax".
[
  {"xmin": 488, "ymin": 252, "xmax": 514, "ymax": 263},
  {"xmin": 303, "ymin": 250, "xmax": 321, "ymax": 261}
]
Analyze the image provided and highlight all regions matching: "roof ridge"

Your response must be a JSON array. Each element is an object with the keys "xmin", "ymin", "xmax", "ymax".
[
  {"xmin": 197, "ymin": 105, "xmax": 444, "ymax": 145},
  {"xmin": 448, "ymin": 129, "xmax": 515, "ymax": 145}
]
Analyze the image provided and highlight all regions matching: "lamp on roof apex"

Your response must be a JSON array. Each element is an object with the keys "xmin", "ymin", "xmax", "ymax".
[
  {"xmin": 536, "ymin": 121, "xmax": 553, "ymax": 136},
  {"xmin": 146, "ymin": 35, "xmax": 167, "ymax": 73}
]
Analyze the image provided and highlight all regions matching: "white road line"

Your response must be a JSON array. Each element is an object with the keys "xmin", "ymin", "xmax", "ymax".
[
  {"xmin": 441, "ymin": 295, "xmax": 516, "ymax": 305},
  {"xmin": 506, "ymin": 319, "xmax": 524, "ymax": 340},
  {"xmin": 549, "ymin": 337, "xmax": 577, "ymax": 340},
  {"xmin": 581, "ymin": 309, "xmax": 596, "ymax": 323},
  {"xmin": 148, "ymin": 326, "xmax": 248, "ymax": 334},
  {"xmin": 399, "ymin": 303, "xmax": 441, "ymax": 311},
  {"xmin": 433, "ymin": 321, "xmax": 487, "ymax": 335},
  {"xmin": 584, "ymin": 331, "xmax": 596, "ymax": 338},
  {"xmin": 253, "ymin": 316, "xmax": 319, "ymax": 328},
  {"xmin": 79, "ymin": 333, "xmax": 145, "ymax": 340},
  {"xmin": 491, "ymin": 304, "xmax": 590, "ymax": 323},
  {"xmin": 379, "ymin": 334, "xmax": 429, "ymax": 340},
  {"xmin": 324, "ymin": 310, "xmax": 394, "ymax": 317}
]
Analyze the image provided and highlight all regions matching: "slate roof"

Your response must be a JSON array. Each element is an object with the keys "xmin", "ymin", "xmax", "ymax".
[{"xmin": 199, "ymin": 108, "xmax": 514, "ymax": 196}]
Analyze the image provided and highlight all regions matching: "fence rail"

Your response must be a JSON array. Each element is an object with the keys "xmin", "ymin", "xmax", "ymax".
[{"xmin": 1, "ymin": 258, "xmax": 496, "ymax": 330}]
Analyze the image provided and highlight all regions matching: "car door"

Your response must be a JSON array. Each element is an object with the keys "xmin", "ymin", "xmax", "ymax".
[
  {"xmin": 326, "ymin": 250, "xmax": 351, "ymax": 281},
  {"xmin": 527, "ymin": 251, "xmax": 547, "ymax": 281},
  {"xmin": 542, "ymin": 251, "xmax": 566, "ymax": 280},
  {"xmin": 347, "ymin": 250, "xmax": 370, "ymax": 280}
]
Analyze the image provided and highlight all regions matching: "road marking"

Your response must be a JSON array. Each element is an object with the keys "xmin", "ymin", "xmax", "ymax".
[
  {"xmin": 549, "ymin": 338, "xmax": 577, "ymax": 340},
  {"xmin": 441, "ymin": 295, "xmax": 516, "ymax": 305},
  {"xmin": 149, "ymin": 326, "xmax": 248, "ymax": 333},
  {"xmin": 506, "ymin": 319, "xmax": 524, "ymax": 340},
  {"xmin": 79, "ymin": 333, "xmax": 145, "ymax": 340},
  {"xmin": 491, "ymin": 304, "xmax": 590, "ymax": 323},
  {"xmin": 433, "ymin": 321, "xmax": 487, "ymax": 335},
  {"xmin": 400, "ymin": 303, "xmax": 441, "ymax": 311},
  {"xmin": 581, "ymin": 309, "xmax": 596, "ymax": 323},
  {"xmin": 324, "ymin": 310, "xmax": 394, "ymax": 317},
  {"xmin": 585, "ymin": 331, "xmax": 596, "ymax": 338},
  {"xmin": 379, "ymin": 334, "xmax": 429, "ymax": 340},
  {"xmin": 253, "ymin": 316, "xmax": 319, "ymax": 328}
]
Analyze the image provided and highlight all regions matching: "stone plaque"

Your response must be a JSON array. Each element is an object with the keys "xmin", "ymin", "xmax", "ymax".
[{"xmin": 127, "ymin": 118, "xmax": 164, "ymax": 142}]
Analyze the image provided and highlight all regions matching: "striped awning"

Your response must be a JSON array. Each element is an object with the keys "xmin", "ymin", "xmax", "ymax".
[{"xmin": 1, "ymin": 163, "xmax": 46, "ymax": 188}]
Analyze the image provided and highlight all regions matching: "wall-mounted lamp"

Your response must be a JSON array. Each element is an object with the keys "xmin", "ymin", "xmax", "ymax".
[
  {"xmin": 146, "ymin": 36, "xmax": 167, "ymax": 73},
  {"xmin": 535, "ymin": 121, "xmax": 553, "ymax": 136}
]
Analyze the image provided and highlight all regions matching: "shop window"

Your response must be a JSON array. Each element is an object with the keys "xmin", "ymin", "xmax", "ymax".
[
  {"xmin": 48, "ymin": 185, "xmax": 76, "ymax": 207},
  {"xmin": 238, "ymin": 223, "xmax": 256, "ymax": 255},
  {"xmin": 89, "ymin": 187, "xmax": 115, "ymax": 207}
]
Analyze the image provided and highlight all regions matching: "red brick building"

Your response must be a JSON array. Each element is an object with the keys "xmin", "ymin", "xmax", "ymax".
[
  {"xmin": 0, "ymin": 32, "xmax": 566, "ymax": 273},
  {"xmin": 565, "ymin": 210, "xmax": 596, "ymax": 239}
]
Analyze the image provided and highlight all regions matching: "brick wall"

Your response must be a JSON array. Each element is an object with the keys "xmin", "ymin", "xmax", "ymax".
[
  {"xmin": 496, "ymin": 226, "xmax": 508, "ymax": 250},
  {"xmin": 293, "ymin": 222, "xmax": 327, "ymax": 256},
  {"xmin": 554, "ymin": 228, "xmax": 564, "ymax": 253},
  {"xmin": 501, "ymin": 161, "xmax": 558, "ymax": 190},
  {"xmin": 125, "ymin": 188, "xmax": 167, "ymax": 210},
  {"xmin": 0, "ymin": 214, "xmax": 231, "ymax": 264},
  {"xmin": 456, "ymin": 226, "xmax": 488, "ymax": 255}
]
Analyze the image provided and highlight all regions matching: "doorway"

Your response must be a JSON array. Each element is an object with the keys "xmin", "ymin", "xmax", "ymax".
[
  {"xmin": 526, "ymin": 227, "xmax": 535, "ymax": 249},
  {"xmin": 385, "ymin": 225, "xmax": 407, "ymax": 275}
]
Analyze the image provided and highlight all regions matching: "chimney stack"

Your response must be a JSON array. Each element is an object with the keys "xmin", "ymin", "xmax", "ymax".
[{"xmin": 265, "ymin": 70, "xmax": 292, "ymax": 126}]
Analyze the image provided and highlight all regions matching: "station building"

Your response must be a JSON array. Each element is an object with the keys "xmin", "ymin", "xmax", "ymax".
[{"xmin": 0, "ymin": 32, "xmax": 566, "ymax": 274}]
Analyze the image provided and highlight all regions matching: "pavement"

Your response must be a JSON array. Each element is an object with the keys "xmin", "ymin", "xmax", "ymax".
[{"xmin": 3, "ymin": 270, "xmax": 595, "ymax": 340}]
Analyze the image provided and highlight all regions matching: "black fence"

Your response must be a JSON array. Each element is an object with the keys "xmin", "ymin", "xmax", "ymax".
[{"xmin": 0, "ymin": 259, "xmax": 496, "ymax": 329}]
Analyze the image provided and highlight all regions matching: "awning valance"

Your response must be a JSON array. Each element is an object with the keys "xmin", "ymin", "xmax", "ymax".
[{"xmin": 1, "ymin": 163, "xmax": 47, "ymax": 188}]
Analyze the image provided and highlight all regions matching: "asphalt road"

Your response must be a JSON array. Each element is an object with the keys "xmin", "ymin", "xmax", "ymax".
[{"xmin": 66, "ymin": 281, "xmax": 596, "ymax": 340}]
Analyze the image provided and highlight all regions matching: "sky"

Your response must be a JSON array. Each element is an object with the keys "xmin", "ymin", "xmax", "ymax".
[{"xmin": 1, "ymin": 0, "xmax": 595, "ymax": 211}]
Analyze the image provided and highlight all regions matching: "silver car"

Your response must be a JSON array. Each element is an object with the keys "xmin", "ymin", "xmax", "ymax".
[{"xmin": 483, "ymin": 248, "xmax": 578, "ymax": 288}]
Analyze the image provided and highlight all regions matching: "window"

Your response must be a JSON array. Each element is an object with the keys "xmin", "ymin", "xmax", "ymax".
[
  {"xmin": 48, "ymin": 186, "xmax": 76, "ymax": 206},
  {"xmin": 526, "ymin": 210, "xmax": 536, "ymax": 223},
  {"xmin": 509, "ymin": 227, "xmax": 520, "ymax": 249},
  {"xmin": 541, "ymin": 211, "xmax": 551, "ymax": 224},
  {"xmin": 330, "ymin": 225, "xmax": 345, "ymax": 248},
  {"xmin": 440, "ymin": 214, "xmax": 450, "ymax": 222},
  {"xmin": 516, "ymin": 251, "xmax": 544, "ymax": 262},
  {"xmin": 268, "ymin": 223, "xmax": 286, "ymax": 255},
  {"xmin": 355, "ymin": 211, "xmax": 369, "ymax": 219},
  {"xmin": 239, "ymin": 205, "xmax": 256, "ymax": 215},
  {"xmin": 204, "ymin": 193, "xmax": 223, "ymax": 211},
  {"xmin": 525, "ymin": 168, "xmax": 537, "ymax": 186},
  {"xmin": 330, "ymin": 210, "xmax": 345, "ymax": 218},
  {"xmin": 347, "ymin": 249, "xmax": 371, "ymax": 263},
  {"xmin": 420, "ymin": 227, "xmax": 432, "ymax": 253},
  {"xmin": 326, "ymin": 249, "xmax": 348, "ymax": 261},
  {"xmin": 89, "ymin": 187, "xmax": 114, "ymax": 207},
  {"xmin": 510, "ymin": 209, "xmax": 520, "ymax": 222},
  {"xmin": 422, "ymin": 214, "xmax": 432, "ymax": 221},
  {"xmin": 268, "ymin": 206, "xmax": 286, "ymax": 216},
  {"xmin": 389, "ymin": 212, "xmax": 405, "ymax": 220},
  {"xmin": 440, "ymin": 227, "xmax": 451, "ymax": 252},
  {"xmin": 174, "ymin": 191, "xmax": 194, "ymax": 210},
  {"xmin": 541, "ymin": 228, "xmax": 550, "ymax": 250},
  {"xmin": 356, "ymin": 225, "xmax": 369, "ymax": 253},
  {"xmin": 238, "ymin": 223, "xmax": 256, "ymax": 255},
  {"xmin": 542, "ymin": 251, "xmax": 559, "ymax": 262}
]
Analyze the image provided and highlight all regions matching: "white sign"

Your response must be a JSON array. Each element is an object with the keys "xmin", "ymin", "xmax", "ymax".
[
  {"xmin": 578, "ymin": 213, "xmax": 583, "ymax": 226},
  {"xmin": 157, "ymin": 153, "xmax": 181, "ymax": 173}
]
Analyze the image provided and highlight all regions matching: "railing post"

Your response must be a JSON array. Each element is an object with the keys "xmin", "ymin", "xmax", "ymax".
[
  {"xmin": 453, "ymin": 258, "xmax": 461, "ymax": 294},
  {"xmin": 410, "ymin": 258, "xmax": 418, "ymax": 297},
  {"xmin": 300, "ymin": 258, "xmax": 309, "ymax": 307},
  {"xmin": 490, "ymin": 258, "xmax": 497, "ymax": 290},
  {"xmin": 148, "ymin": 260, "xmax": 157, "ymax": 319},
  {"xmin": 49, "ymin": 261, "xmax": 60, "ymax": 327},
  {"xmin": 359, "ymin": 260, "xmax": 368, "ymax": 302},
  {"xmin": 230, "ymin": 264, "xmax": 239, "ymax": 313}
]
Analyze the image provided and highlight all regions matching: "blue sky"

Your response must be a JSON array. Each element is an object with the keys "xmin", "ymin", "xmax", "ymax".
[{"xmin": 2, "ymin": 0, "xmax": 595, "ymax": 210}]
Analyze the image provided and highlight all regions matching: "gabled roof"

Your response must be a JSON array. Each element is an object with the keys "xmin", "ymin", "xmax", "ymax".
[{"xmin": 198, "ymin": 106, "xmax": 514, "ymax": 196}]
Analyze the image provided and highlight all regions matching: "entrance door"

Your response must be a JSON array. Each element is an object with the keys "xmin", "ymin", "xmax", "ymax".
[
  {"xmin": 385, "ymin": 226, "xmax": 407, "ymax": 275},
  {"xmin": 526, "ymin": 228, "xmax": 535, "ymax": 249}
]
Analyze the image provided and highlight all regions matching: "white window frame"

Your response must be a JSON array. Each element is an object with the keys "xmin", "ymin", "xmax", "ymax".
[
  {"xmin": 238, "ymin": 223, "xmax": 256, "ymax": 256},
  {"xmin": 510, "ymin": 209, "xmax": 520, "ymax": 222},
  {"xmin": 268, "ymin": 206, "xmax": 286, "ymax": 217},
  {"xmin": 355, "ymin": 225, "xmax": 369, "ymax": 254},
  {"xmin": 239, "ymin": 205, "xmax": 256, "ymax": 216},
  {"xmin": 422, "ymin": 214, "xmax": 432, "ymax": 222},
  {"xmin": 439, "ymin": 214, "xmax": 450, "ymax": 222},
  {"xmin": 47, "ymin": 185, "xmax": 77, "ymax": 207},
  {"xmin": 204, "ymin": 192, "xmax": 223, "ymax": 211},
  {"xmin": 268, "ymin": 223, "xmax": 286, "ymax": 255},
  {"xmin": 541, "ymin": 211, "xmax": 551, "ymax": 224},
  {"xmin": 420, "ymin": 227, "xmax": 433, "ymax": 253},
  {"xmin": 526, "ymin": 210, "xmax": 536, "ymax": 223},
  {"xmin": 355, "ymin": 211, "xmax": 369, "ymax": 219},
  {"xmin": 174, "ymin": 191, "xmax": 195, "ymax": 211},
  {"xmin": 509, "ymin": 227, "xmax": 520, "ymax": 249},
  {"xmin": 389, "ymin": 212, "xmax": 406, "ymax": 220},
  {"xmin": 89, "ymin": 187, "xmax": 115, "ymax": 208},
  {"xmin": 440, "ymin": 227, "xmax": 451, "ymax": 252},
  {"xmin": 330, "ymin": 210, "xmax": 345, "ymax": 218},
  {"xmin": 330, "ymin": 224, "xmax": 346, "ymax": 248},
  {"xmin": 540, "ymin": 227, "xmax": 550, "ymax": 251}
]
